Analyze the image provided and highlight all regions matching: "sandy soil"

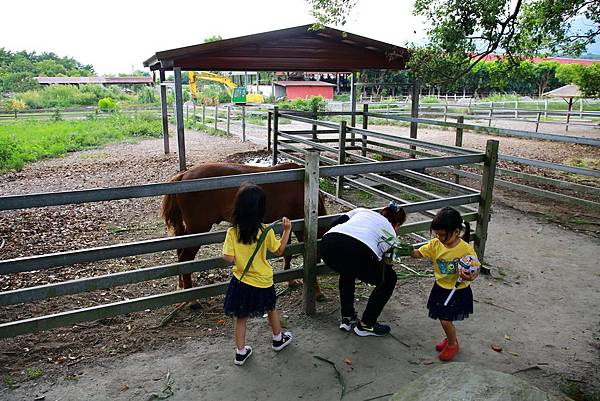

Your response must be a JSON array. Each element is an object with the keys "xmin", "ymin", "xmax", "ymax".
[{"xmin": 0, "ymin": 123, "xmax": 599, "ymax": 400}]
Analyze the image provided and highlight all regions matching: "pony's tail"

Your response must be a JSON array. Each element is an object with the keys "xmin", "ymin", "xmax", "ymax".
[
  {"xmin": 161, "ymin": 172, "xmax": 186, "ymax": 236},
  {"xmin": 462, "ymin": 220, "xmax": 471, "ymax": 242}
]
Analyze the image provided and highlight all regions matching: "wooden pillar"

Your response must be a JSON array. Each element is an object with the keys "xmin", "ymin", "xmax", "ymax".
[
  {"xmin": 214, "ymin": 104, "xmax": 218, "ymax": 131},
  {"xmin": 535, "ymin": 112, "xmax": 541, "ymax": 133},
  {"xmin": 361, "ymin": 103, "xmax": 368, "ymax": 156},
  {"xmin": 350, "ymin": 72, "xmax": 357, "ymax": 145},
  {"xmin": 303, "ymin": 151, "xmax": 320, "ymax": 315},
  {"xmin": 336, "ymin": 121, "xmax": 347, "ymax": 198},
  {"xmin": 410, "ymin": 76, "xmax": 420, "ymax": 158},
  {"xmin": 202, "ymin": 105, "xmax": 206, "ymax": 124},
  {"xmin": 311, "ymin": 107, "xmax": 318, "ymax": 141},
  {"xmin": 159, "ymin": 70, "xmax": 170, "ymax": 154},
  {"xmin": 475, "ymin": 140, "xmax": 499, "ymax": 263},
  {"xmin": 272, "ymin": 106, "xmax": 279, "ymax": 165},
  {"xmin": 173, "ymin": 67, "xmax": 186, "ymax": 171}
]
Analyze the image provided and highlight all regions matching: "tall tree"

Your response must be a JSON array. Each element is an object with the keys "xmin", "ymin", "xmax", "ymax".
[{"xmin": 307, "ymin": 0, "xmax": 599, "ymax": 85}]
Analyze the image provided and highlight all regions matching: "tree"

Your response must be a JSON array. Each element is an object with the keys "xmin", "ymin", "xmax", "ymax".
[{"xmin": 307, "ymin": 0, "xmax": 599, "ymax": 85}]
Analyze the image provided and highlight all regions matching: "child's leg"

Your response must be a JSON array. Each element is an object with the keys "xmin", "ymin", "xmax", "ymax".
[
  {"xmin": 234, "ymin": 317, "xmax": 249, "ymax": 350},
  {"xmin": 267, "ymin": 308, "xmax": 281, "ymax": 336},
  {"xmin": 440, "ymin": 319, "xmax": 457, "ymax": 345}
]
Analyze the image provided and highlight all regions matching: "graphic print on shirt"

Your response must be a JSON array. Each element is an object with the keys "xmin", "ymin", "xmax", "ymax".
[{"xmin": 436, "ymin": 258, "xmax": 460, "ymax": 275}]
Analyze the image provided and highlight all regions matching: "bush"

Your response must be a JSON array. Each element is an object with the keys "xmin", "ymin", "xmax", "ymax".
[
  {"xmin": 277, "ymin": 95, "xmax": 326, "ymax": 111},
  {"xmin": 137, "ymin": 87, "xmax": 157, "ymax": 104},
  {"xmin": 98, "ymin": 97, "xmax": 117, "ymax": 110}
]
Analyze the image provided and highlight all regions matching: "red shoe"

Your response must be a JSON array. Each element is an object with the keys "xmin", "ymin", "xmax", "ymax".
[
  {"xmin": 439, "ymin": 342, "xmax": 459, "ymax": 361},
  {"xmin": 435, "ymin": 338, "xmax": 448, "ymax": 352}
]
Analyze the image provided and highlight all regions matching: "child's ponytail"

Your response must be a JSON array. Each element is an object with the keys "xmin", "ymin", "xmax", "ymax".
[{"xmin": 462, "ymin": 221, "xmax": 470, "ymax": 242}]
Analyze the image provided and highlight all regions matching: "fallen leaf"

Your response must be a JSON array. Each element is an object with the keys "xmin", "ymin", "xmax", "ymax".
[
  {"xmin": 422, "ymin": 359, "xmax": 435, "ymax": 365},
  {"xmin": 217, "ymin": 319, "xmax": 225, "ymax": 326},
  {"xmin": 344, "ymin": 358, "xmax": 352, "ymax": 365},
  {"xmin": 504, "ymin": 335, "xmax": 511, "ymax": 341},
  {"xmin": 491, "ymin": 344, "xmax": 503, "ymax": 352},
  {"xmin": 508, "ymin": 351, "xmax": 520, "ymax": 357},
  {"xmin": 120, "ymin": 384, "xmax": 129, "ymax": 391}
]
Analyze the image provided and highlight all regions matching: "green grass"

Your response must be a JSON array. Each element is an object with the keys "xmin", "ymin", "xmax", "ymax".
[
  {"xmin": 0, "ymin": 113, "xmax": 162, "ymax": 171},
  {"xmin": 25, "ymin": 368, "xmax": 44, "ymax": 380}
]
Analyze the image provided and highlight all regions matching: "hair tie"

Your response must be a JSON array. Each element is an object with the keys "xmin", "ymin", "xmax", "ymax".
[{"xmin": 387, "ymin": 201, "xmax": 401, "ymax": 213}]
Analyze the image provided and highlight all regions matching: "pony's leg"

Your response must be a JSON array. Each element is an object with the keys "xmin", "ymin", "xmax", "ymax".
[{"xmin": 177, "ymin": 246, "xmax": 201, "ymax": 289}]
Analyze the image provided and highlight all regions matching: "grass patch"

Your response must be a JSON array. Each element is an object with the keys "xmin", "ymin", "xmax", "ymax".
[
  {"xmin": 191, "ymin": 122, "xmax": 230, "ymax": 137},
  {"xmin": 566, "ymin": 158, "xmax": 600, "ymax": 170},
  {"xmin": 3, "ymin": 375, "xmax": 16, "ymax": 388},
  {"xmin": 25, "ymin": 368, "xmax": 44, "ymax": 380},
  {"xmin": 319, "ymin": 177, "xmax": 335, "ymax": 193},
  {"xmin": 560, "ymin": 379, "xmax": 600, "ymax": 401},
  {"xmin": 0, "ymin": 113, "xmax": 162, "ymax": 171}
]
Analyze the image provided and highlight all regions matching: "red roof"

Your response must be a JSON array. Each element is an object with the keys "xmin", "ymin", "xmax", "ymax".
[
  {"xmin": 274, "ymin": 81, "xmax": 337, "ymax": 87},
  {"xmin": 481, "ymin": 55, "xmax": 600, "ymax": 65}
]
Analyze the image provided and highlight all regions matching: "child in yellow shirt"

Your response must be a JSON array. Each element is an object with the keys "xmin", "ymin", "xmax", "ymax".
[{"xmin": 410, "ymin": 207, "xmax": 480, "ymax": 361}]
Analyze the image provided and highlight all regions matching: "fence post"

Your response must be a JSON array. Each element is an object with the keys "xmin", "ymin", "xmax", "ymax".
[
  {"xmin": 361, "ymin": 104, "xmax": 368, "ymax": 157},
  {"xmin": 410, "ymin": 77, "xmax": 420, "ymax": 158},
  {"xmin": 475, "ymin": 140, "xmax": 499, "ymax": 263},
  {"xmin": 514, "ymin": 100, "xmax": 518, "ymax": 119},
  {"xmin": 535, "ymin": 112, "xmax": 541, "ymax": 132},
  {"xmin": 267, "ymin": 111, "xmax": 272, "ymax": 151},
  {"xmin": 579, "ymin": 98, "xmax": 583, "ymax": 118},
  {"xmin": 272, "ymin": 106, "xmax": 279, "ymax": 165},
  {"xmin": 311, "ymin": 107, "xmax": 318, "ymax": 141},
  {"xmin": 202, "ymin": 105, "xmax": 206, "ymax": 125},
  {"xmin": 336, "ymin": 121, "xmax": 347, "ymax": 198},
  {"xmin": 454, "ymin": 116, "xmax": 464, "ymax": 184},
  {"xmin": 226, "ymin": 106, "xmax": 231, "ymax": 135},
  {"xmin": 214, "ymin": 105, "xmax": 218, "ymax": 131},
  {"xmin": 544, "ymin": 99, "xmax": 548, "ymax": 118},
  {"xmin": 242, "ymin": 105, "xmax": 246, "ymax": 142},
  {"xmin": 444, "ymin": 104, "xmax": 448, "ymax": 122},
  {"xmin": 303, "ymin": 151, "xmax": 320, "ymax": 315}
]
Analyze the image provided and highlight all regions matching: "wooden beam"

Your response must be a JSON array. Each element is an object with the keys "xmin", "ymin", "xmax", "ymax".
[{"xmin": 173, "ymin": 67, "xmax": 186, "ymax": 171}]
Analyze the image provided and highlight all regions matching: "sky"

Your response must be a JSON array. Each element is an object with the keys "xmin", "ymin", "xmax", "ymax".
[{"xmin": 0, "ymin": 0, "xmax": 426, "ymax": 75}]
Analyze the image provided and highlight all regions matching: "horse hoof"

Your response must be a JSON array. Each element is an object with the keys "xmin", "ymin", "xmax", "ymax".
[
  {"xmin": 287, "ymin": 279, "xmax": 302, "ymax": 288},
  {"xmin": 316, "ymin": 293, "xmax": 327, "ymax": 302}
]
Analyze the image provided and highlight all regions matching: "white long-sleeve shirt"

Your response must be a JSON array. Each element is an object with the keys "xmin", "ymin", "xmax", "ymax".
[{"xmin": 325, "ymin": 208, "xmax": 394, "ymax": 260}]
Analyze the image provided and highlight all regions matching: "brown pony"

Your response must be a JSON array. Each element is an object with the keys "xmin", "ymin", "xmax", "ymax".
[{"xmin": 161, "ymin": 162, "xmax": 326, "ymax": 295}]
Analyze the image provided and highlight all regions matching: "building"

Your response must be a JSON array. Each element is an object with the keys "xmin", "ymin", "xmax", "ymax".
[{"xmin": 273, "ymin": 81, "xmax": 337, "ymax": 100}]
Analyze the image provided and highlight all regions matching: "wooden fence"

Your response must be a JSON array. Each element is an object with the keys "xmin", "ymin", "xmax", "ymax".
[
  {"xmin": 268, "ymin": 106, "xmax": 599, "ymax": 211},
  {"xmin": 0, "ymin": 145, "xmax": 495, "ymax": 338},
  {"xmin": 0, "ymin": 105, "xmax": 162, "ymax": 121}
]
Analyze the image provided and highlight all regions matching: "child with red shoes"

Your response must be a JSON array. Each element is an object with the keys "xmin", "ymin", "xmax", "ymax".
[{"xmin": 409, "ymin": 207, "xmax": 480, "ymax": 361}]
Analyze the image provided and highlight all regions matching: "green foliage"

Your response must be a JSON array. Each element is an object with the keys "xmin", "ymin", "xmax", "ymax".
[
  {"xmin": 277, "ymin": 96, "xmax": 326, "ymax": 111},
  {"xmin": 137, "ymin": 87, "xmax": 158, "ymax": 104},
  {"xmin": 98, "ymin": 97, "xmax": 117, "ymax": 110},
  {"xmin": 0, "ymin": 114, "xmax": 162, "ymax": 171},
  {"xmin": 3, "ymin": 98, "xmax": 27, "ymax": 112},
  {"xmin": 25, "ymin": 368, "xmax": 44, "ymax": 380},
  {"xmin": 578, "ymin": 64, "xmax": 600, "ymax": 97},
  {"xmin": 0, "ymin": 48, "xmax": 94, "ymax": 93},
  {"xmin": 203, "ymin": 35, "xmax": 223, "ymax": 43},
  {"xmin": 420, "ymin": 96, "xmax": 441, "ymax": 104},
  {"xmin": 307, "ymin": 1, "xmax": 599, "ymax": 88},
  {"xmin": 16, "ymin": 85, "xmax": 109, "ymax": 108}
]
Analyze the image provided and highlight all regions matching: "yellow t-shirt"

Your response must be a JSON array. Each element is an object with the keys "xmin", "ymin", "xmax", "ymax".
[
  {"xmin": 418, "ymin": 239, "xmax": 479, "ymax": 290},
  {"xmin": 223, "ymin": 225, "xmax": 282, "ymax": 288}
]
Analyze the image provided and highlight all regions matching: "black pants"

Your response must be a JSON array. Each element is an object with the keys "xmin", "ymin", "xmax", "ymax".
[{"xmin": 320, "ymin": 233, "xmax": 397, "ymax": 326}]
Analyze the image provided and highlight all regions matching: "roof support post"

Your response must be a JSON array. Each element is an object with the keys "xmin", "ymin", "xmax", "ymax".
[
  {"xmin": 159, "ymin": 70, "xmax": 170, "ymax": 154},
  {"xmin": 174, "ymin": 67, "xmax": 187, "ymax": 171},
  {"xmin": 350, "ymin": 72, "xmax": 357, "ymax": 146}
]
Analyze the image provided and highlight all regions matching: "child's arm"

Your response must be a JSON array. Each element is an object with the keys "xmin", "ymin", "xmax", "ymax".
[
  {"xmin": 274, "ymin": 217, "xmax": 292, "ymax": 256},
  {"xmin": 223, "ymin": 254, "xmax": 235, "ymax": 264}
]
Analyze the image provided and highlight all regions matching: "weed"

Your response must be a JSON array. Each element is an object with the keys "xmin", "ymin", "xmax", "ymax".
[
  {"xmin": 319, "ymin": 178, "xmax": 335, "ymax": 193},
  {"xmin": 560, "ymin": 380, "xmax": 600, "ymax": 401},
  {"xmin": 25, "ymin": 368, "xmax": 44, "ymax": 380},
  {"xmin": 372, "ymin": 153, "xmax": 383, "ymax": 161},
  {"xmin": 3, "ymin": 375, "xmax": 16, "ymax": 388}
]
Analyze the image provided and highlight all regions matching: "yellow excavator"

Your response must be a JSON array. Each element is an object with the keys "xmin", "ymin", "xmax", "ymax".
[{"xmin": 188, "ymin": 71, "xmax": 263, "ymax": 104}]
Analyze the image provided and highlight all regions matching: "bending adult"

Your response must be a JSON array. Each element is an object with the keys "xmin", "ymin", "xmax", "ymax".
[{"xmin": 320, "ymin": 203, "xmax": 407, "ymax": 337}]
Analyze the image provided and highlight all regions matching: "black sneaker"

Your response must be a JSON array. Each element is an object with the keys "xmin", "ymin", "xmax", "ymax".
[
  {"xmin": 272, "ymin": 331, "xmax": 293, "ymax": 351},
  {"xmin": 339, "ymin": 312, "xmax": 358, "ymax": 332},
  {"xmin": 234, "ymin": 346, "xmax": 253, "ymax": 366},
  {"xmin": 353, "ymin": 321, "xmax": 390, "ymax": 337}
]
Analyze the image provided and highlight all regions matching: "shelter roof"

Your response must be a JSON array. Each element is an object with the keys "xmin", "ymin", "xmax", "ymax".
[
  {"xmin": 143, "ymin": 24, "xmax": 409, "ymax": 72},
  {"xmin": 274, "ymin": 80, "xmax": 336, "ymax": 87},
  {"xmin": 543, "ymin": 84, "xmax": 581, "ymax": 98}
]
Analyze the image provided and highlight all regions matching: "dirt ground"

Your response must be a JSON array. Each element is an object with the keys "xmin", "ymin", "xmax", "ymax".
[{"xmin": 0, "ymin": 122, "xmax": 599, "ymax": 400}]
